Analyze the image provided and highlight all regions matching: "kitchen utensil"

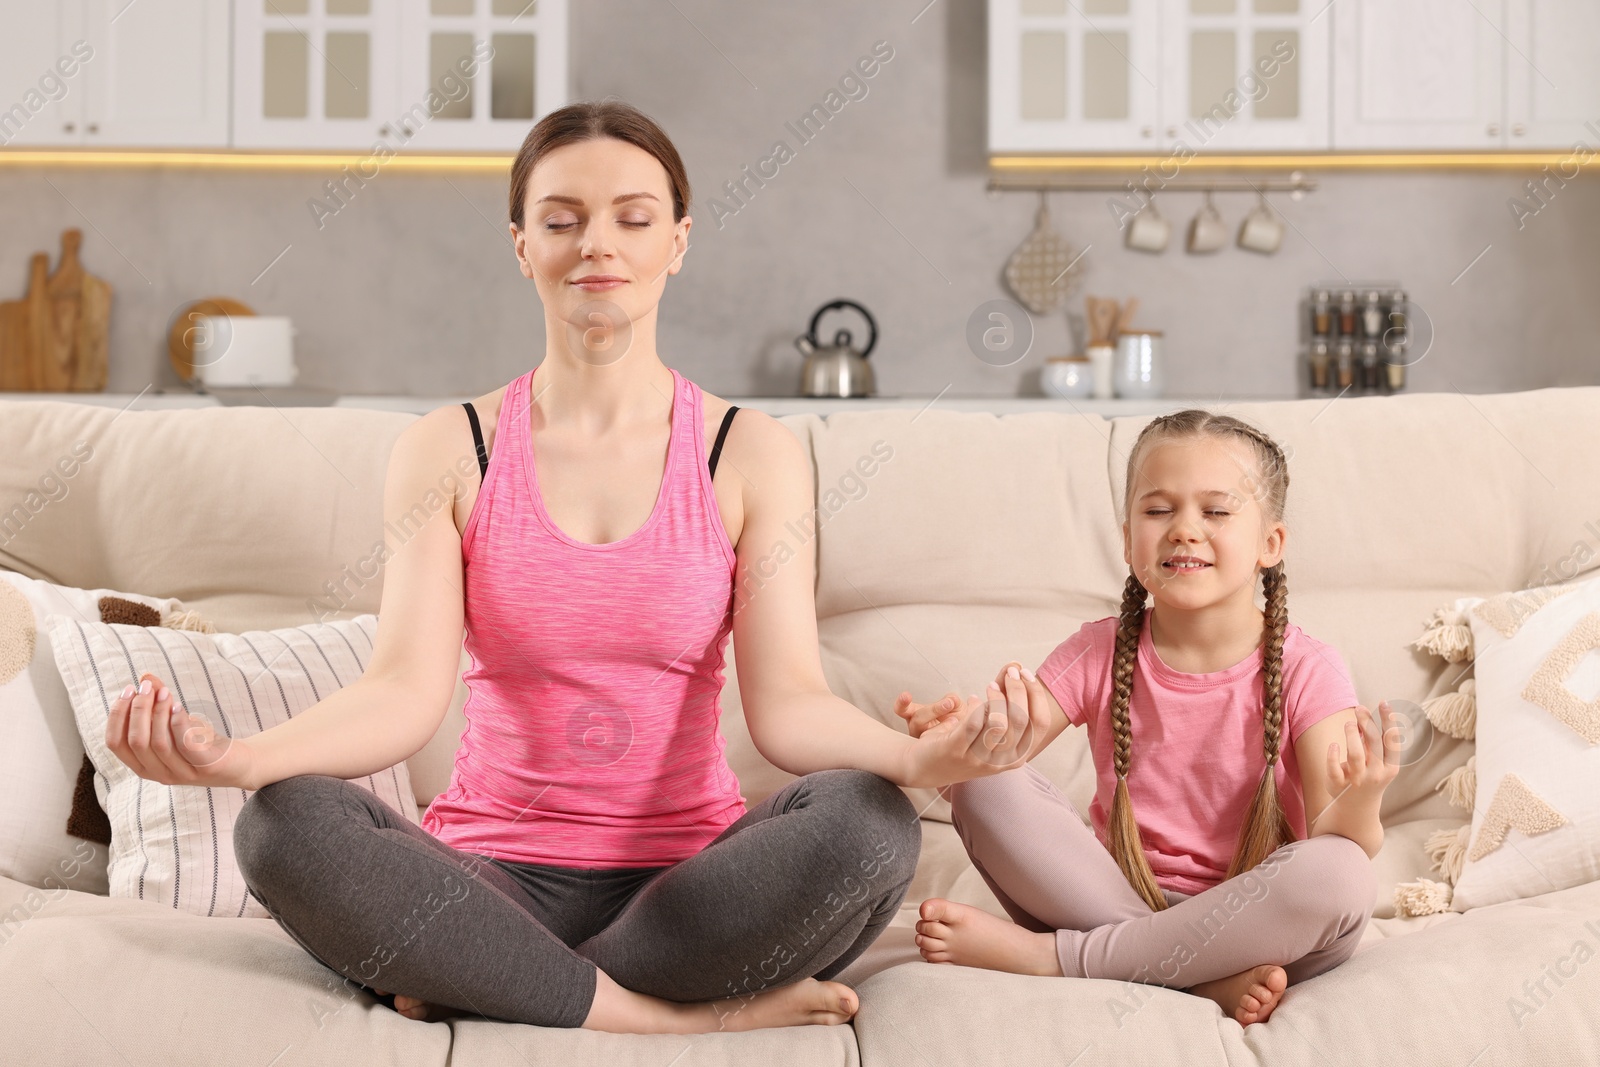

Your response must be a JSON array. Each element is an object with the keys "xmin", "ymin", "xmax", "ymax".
[
  {"xmin": 1113, "ymin": 296, "xmax": 1140, "ymax": 340},
  {"xmin": 1125, "ymin": 197, "xmax": 1170, "ymax": 253},
  {"xmin": 1114, "ymin": 330, "xmax": 1164, "ymax": 398},
  {"xmin": 1086, "ymin": 296, "xmax": 1120, "ymax": 347},
  {"xmin": 1238, "ymin": 192, "xmax": 1284, "ymax": 254},
  {"xmin": 1042, "ymin": 357, "xmax": 1095, "ymax": 399},
  {"xmin": 795, "ymin": 298, "xmax": 877, "ymax": 398},
  {"xmin": 0, "ymin": 229, "xmax": 110, "ymax": 392},
  {"xmin": 168, "ymin": 297, "xmax": 256, "ymax": 383},
  {"xmin": 192, "ymin": 315, "xmax": 297, "ymax": 387},
  {"xmin": 1003, "ymin": 192, "xmax": 1084, "ymax": 315},
  {"xmin": 1186, "ymin": 191, "xmax": 1227, "ymax": 254}
]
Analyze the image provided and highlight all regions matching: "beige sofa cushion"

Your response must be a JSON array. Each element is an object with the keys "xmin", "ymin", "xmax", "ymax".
[{"xmin": 0, "ymin": 874, "xmax": 855, "ymax": 1067}]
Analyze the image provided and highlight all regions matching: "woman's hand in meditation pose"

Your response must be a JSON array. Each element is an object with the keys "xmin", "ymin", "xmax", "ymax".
[{"xmin": 893, "ymin": 662, "xmax": 1052, "ymax": 789}]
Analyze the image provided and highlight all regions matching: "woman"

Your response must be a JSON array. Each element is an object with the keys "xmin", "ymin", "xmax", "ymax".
[{"xmin": 104, "ymin": 101, "xmax": 1048, "ymax": 1035}]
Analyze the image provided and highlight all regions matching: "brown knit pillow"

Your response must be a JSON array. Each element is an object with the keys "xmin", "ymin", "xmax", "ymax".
[{"xmin": 65, "ymin": 596, "xmax": 176, "ymax": 845}]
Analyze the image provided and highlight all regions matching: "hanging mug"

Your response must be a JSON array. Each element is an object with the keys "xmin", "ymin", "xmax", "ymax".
[
  {"xmin": 1186, "ymin": 190, "xmax": 1228, "ymax": 254},
  {"xmin": 1238, "ymin": 193, "xmax": 1285, "ymax": 254},
  {"xmin": 1125, "ymin": 197, "xmax": 1170, "ymax": 254}
]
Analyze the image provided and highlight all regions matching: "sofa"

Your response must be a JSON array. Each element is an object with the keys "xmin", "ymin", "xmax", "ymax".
[{"xmin": 3, "ymin": 384, "xmax": 1598, "ymax": 1066}]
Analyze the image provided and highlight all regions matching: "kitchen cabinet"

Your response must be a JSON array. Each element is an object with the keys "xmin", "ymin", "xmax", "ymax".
[
  {"xmin": 1333, "ymin": 0, "xmax": 1600, "ymax": 150},
  {"xmin": 1330, "ymin": 0, "xmax": 1505, "ymax": 149},
  {"xmin": 232, "ymin": 0, "xmax": 566, "ymax": 151},
  {"xmin": 1159, "ymin": 0, "xmax": 1328, "ymax": 152},
  {"xmin": 0, "ymin": 0, "xmax": 228, "ymax": 148},
  {"xmin": 232, "ymin": 0, "xmax": 402, "ymax": 149},
  {"xmin": 988, "ymin": 0, "xmax": 1162, "ymax": 152},
  {"xmin": 991, "ymin": 0, "xmax": 1600, "ymax": 155},
  {"xmin": 1504, "ymin": 0, "xmax": 1600, "ymax": 148},
  {"xmin": 0, "ymin": 5, "xmax": 78, "ymax": 146},
  {"xmin": 989, "ymin": 0, "xmax": 1326, "ymax": 153}
]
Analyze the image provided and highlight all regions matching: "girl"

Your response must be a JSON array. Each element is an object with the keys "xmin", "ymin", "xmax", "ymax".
[
  {"xmin": 104, "ymin": 101, "xmax": 1046, "ymax": 1035},
  {"xmin": 896, "ymin": 410, "xmax": 1402, "ymax": 1026}
]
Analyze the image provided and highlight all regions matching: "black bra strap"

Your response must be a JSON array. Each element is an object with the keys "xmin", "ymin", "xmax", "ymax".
[
  {"xmin": 462, "ymin": 402, "xmax": 488, "ymax": 480},
  {"xmin": 709, "ymin": 405, "xmax": 739, "ymax": 480}
]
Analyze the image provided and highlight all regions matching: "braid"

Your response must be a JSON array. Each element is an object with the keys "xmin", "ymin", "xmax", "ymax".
[
  {"xmin": 1109, "ymin": 573, "xmax": 1145, "ymax": 780},
  {"xmin": 1260, "ymin": 561, "xmax": 1289, "ymax": 767},
  {"xmin": 1222, "ymin": 560, "xmax": 1297, "ymax": 881},
  {"xmin": 1104, "ymin": 572, "xmax": 1170, "ymax": 912}
]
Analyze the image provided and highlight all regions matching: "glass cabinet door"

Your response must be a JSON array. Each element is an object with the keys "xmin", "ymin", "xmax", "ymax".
[
  {"xmin": 395, "ymin": 0, "xmax": 568, "ymax": 150},
  {"xmin": 989, "ymin": 0, "xmax": 1162, "ymax": 152},
  {"xmin": 232, "ymin": 0, "xmax": 400, "ymax": 149},
  {"xmin": 1159, "ymin": 0, "xmax": 1328, "ymax": 151}
]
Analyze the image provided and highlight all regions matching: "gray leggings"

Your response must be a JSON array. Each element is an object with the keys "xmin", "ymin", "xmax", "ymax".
[{"xmin": 233, "ymin": 768, "xmax": 920, "ymax": 1028}]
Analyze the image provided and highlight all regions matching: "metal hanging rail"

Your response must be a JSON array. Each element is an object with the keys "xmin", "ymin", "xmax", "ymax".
[{"xmin": 986, "ymin": 169, "xmax": 1318, "ymax": 196}]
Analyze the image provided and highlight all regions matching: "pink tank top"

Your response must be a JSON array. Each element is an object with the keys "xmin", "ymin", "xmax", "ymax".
[{"xmin": 421, "ymin": 366, "xmax": 746, "ymax": 868}]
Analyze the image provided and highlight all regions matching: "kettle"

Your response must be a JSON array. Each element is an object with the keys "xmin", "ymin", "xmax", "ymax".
[{"xmin": 795, "ymin": 299, "xmax": 877, "ymax": 398}]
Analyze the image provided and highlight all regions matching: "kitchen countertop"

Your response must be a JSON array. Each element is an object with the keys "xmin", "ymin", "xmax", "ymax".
[{"xmin": 0, "ymin": 390, "xmax": 1263, "ymax": 417}]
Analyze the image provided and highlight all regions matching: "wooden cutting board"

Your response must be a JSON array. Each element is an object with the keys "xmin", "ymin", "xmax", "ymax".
[{"xmin": 0, "ymin": 229, "xmax": 111, "ymax": 391}]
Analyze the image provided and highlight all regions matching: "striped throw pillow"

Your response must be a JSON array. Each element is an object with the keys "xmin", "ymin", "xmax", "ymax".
[{"xmin": 44, "ymin": 612, "xmax": 419, "ymax": 919}]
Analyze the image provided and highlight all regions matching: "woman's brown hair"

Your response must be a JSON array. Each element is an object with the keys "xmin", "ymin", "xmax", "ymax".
[
  {"xmin": 508, "ymin": 100, "xmax": 692, "ymax": 230},
  {"xmin": 1105, "ymin": 410, "xmax": 1293, "ymax": 912}
]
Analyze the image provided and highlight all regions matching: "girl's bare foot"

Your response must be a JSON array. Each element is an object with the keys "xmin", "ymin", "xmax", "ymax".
[
  {"xmin": 1186, "ymin": 965, "xmax": 1289, "ymax": 1025},
  {"xmin": 370, "ymin": 987, "xmax": 467, "ymax": 1024},
  {"xmin": 583, "ymin": 970, "xmax": 859, "ymax": 1034},
  {"xmin": 914, "ymin": 898, "xmax": 1063, "ymax": 977}
]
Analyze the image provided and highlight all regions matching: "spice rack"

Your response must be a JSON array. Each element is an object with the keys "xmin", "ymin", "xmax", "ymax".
[{"xmin": 1300, "ymin": 283, "xmax": 1411, "ymax": 398}]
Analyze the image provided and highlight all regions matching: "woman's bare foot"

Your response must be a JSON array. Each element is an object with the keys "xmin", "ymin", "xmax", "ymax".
[
  {"xmin": 583, "ymin": 970, "xmax": 859, "ymax": 1034},
  {"xmin": 914, "ymin": 898, "xmax": 1063, "ymax": 977},
  {"xmin": 370, "ymin": 987, "xmax": 467, "ymax": 1024},
  {"xmin": 1186, "ymin": 965, "xmax": 1289, "ymax": 1026}
]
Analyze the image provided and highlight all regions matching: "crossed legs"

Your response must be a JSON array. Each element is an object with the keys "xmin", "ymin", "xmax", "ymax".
[{"xmin": 917, "ymin": 763, "xmax": 1374, "ymax": 1023}]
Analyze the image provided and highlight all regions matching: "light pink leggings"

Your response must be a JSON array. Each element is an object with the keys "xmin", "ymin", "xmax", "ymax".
[{"xmin": 947, "ymin": 763, "xmax": 1377, "ymax": 989}]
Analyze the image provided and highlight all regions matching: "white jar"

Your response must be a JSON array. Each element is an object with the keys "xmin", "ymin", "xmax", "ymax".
[
  {"xmin": 1042, "ymin": 358, "xmax": 1095, "ymax": 399},
  {"xmin": 1113, "ymin": 330, "xmax": 1164, "ymax": 399}
]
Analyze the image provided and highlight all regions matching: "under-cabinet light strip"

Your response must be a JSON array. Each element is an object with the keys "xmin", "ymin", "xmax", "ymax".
[{"xmin": 0, "ymin": 150, "xmax": 515, "ymax": 171}]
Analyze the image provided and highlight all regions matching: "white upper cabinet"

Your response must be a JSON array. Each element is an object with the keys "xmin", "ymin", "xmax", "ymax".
[
  {"xmin": 0, "ymin": 0, "xmax": 227, "ymax": 148},
  {"xmin": 989, "ymin": 0, "xmax": 1327, "ymax": 152},
  {"xmin": 81, "ymin": 0, "xmax": 231, "ymax": 147},
  {"xmin": 0, "ymin": 4, "xmax": 82, "ymax": 146},
  {"xmin": 1504, "ymin": 0, "xmax": 1600, "ymax": 148},
  {"xmin": 396, "ymin": 1, "xmax": 567, "ymax": 151},
  {"xmin": 1331, "ymin": 0, "xmax": 1504, "ymax": 148},
  {"xmin": 1160, "ymin": 0, "xmax": 1329, "ymax": 151},
  {"xmin": 991, "ymin": 0, "xmax": 1600, "ymax": 154},
  {"xmin": 233, "ymin": 0, "xmax": 401, "ymax": 149},
  {"xmin": 989, "ymin": 0, "xmax": 1162, "ymax": 151},
  {"xmin": 233, "ymin": 0, "xmax": 566, "ymax": 150}
]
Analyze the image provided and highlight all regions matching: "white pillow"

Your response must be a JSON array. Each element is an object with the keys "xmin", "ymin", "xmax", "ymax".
[
  {"xmin": 45, "ymin": 612, "xmax": 419, "ymax": 919},
  {"xmin": 1451, "ymin": 576, "xmax": 1600, "ymax": 910},
  {"xmin": 0, "ymin": 571, "xmax": 185, "ymax": 894}
]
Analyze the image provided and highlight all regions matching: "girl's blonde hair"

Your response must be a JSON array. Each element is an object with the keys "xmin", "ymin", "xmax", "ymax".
[{"xmin": 1105, "ymin": 410, "xmax": 1293, "ymax": 911}]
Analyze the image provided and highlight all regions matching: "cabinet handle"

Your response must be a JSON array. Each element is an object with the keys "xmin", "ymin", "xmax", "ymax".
[
  {"xmin": 87, "ymin": 123, "xmax": 99, "ymax": 134},
  {"xmin": 1166, "ymin": 125, "xmax": 1177, "ymax": 137},
  {"xmin": 1512, "ymin": 123, "xmax": 1526, "ymax": 136},
  {"xmin": 379, "ymin": 124, "xmax": 390, "ymax": 135},
  {"xmin": 400, "ymin": 123, "xmax": 413, "ymax": 135},
  {"xmin": 1140, "ymin": 125, "xmax": 1153, "ymax": 137},
  {"xmin": 63, "ymin": 122, "xmax": 75, "ymax": 133},
  {"xmin": 1487, "ymin": 123, "xmax": 1500, "ymax": 136}
]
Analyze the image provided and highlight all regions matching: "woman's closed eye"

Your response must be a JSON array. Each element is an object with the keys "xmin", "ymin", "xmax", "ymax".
[{"xmin": 543, "ymin": 218, "xmax": 653, "ymax": 232}]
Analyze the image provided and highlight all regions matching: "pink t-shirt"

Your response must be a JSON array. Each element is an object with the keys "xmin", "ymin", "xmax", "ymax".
[{"xmin": 1035, "ymin": 609, "xmax": 1358, "ymax": 894}]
